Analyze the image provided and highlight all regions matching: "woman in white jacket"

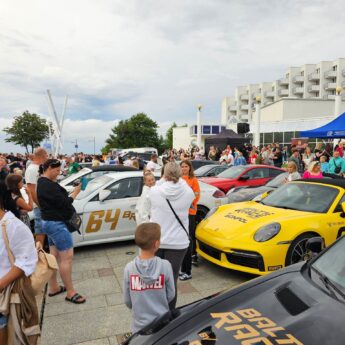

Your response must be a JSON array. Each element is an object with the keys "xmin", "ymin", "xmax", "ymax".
[
  {"xmin": 148, "ymin": 162, "xmax": 194, "ymax": 309},
  {"xmin": 0, "ymin": 182, "xmax": 37, "ymax": 343},
  {"xmin": 135, "ymin": 172, "xmax": 156, "ymax": 225}
]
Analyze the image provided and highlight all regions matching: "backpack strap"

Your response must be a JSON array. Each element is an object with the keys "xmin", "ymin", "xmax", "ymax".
[{"xmin": 1, "ymin": 220, "xmax": 15, "ymax": 266}]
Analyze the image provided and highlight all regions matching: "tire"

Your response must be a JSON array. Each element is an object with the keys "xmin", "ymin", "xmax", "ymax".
[
  {"xmin": 196, "ymin": 206, "xmax": 209, "ymax": 226},
  {"xmin": 285, "ymin": 233, "xmax": 314, "ymax": 266}
]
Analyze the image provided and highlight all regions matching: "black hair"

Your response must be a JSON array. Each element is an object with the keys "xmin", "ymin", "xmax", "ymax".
[
  {"xmin": 0, "ymin": 181, "xmax": 20, "ymax": 218},
  {"xmin": 39, "ymin": 159, "xmax": 61, "ymax": 175}
]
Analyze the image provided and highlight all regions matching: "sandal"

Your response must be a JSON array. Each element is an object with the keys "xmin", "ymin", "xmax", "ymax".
[
  {"xmin": 48, "ymin": 286, "xmax": 66, "ymax": 297},
  {"xmin": 65, "ymin": 293, "xmax": 86, "ymax": 304}
]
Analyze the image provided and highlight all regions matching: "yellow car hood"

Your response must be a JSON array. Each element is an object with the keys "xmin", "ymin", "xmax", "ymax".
[{"xmin": 199, "ymin": 201, "xmax": 313, "ymax": 241}]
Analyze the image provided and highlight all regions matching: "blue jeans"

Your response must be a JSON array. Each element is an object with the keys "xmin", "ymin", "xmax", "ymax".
[
  {"xmin": 0, "ymin": 313, "xmax": 8, "ymax": 329},
  {"xmin": 33, "ymin": 207, "xmax": 43, "ymax": 234},
  {"xmin": 42, "ymin": 220, "xmax": 73, "ymax": 251}
]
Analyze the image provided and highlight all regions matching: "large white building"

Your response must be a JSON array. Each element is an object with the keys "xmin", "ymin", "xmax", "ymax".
[{"xmin": 222, "ymin": 58, "xmax": 345, "ymax": 126}]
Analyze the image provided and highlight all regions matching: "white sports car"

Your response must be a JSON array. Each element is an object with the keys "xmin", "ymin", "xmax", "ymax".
[{"xmin": 72, "ymin": 171, "xmax": 227, "ymax": 247}]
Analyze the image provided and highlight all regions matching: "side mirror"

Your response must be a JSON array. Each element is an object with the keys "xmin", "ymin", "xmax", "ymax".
[
  {"xmin": 304, "ymin": 237, "xmax": 325, "ymax": 260},
  {"xmin": 239, "ymin": 174, "xmax": 250, "ymax": 181},
  {"xmin": 99, "ymin": 189, "xmax": 111, "ymax": 202}
]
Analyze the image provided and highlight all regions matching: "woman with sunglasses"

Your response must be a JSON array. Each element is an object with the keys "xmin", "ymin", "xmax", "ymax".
[{"xmin": 37, "ymin": 159, "xmax": 86, "ymax": 304}]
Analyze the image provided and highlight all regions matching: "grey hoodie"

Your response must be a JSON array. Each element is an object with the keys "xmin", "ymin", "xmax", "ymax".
[{"xmin": 123, "ymin": 256, "xmax": 175, "ymax": 333}]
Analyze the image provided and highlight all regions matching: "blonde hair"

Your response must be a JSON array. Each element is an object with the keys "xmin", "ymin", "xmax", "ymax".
[
  {"xmin": 287, "ymin": 161, "xmax": 297, "ymax": 172},
  {"xmin": 308, "ymin": 161, "xmax": 320, "ymax": 173},
  {"xmin": 163, "ymin": 162, "xmax": 181, "ymax": 183}
]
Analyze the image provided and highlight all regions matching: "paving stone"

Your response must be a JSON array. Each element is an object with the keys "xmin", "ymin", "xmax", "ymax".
[
  {"xmin": 105, "ymin": 293, "xmax": 124, "ymax": 306},
  {"xmin": 98, "ymin": 268, "xmax": 115, "ymax": 277},
  {"xmin": 73, "ymin": 256, "xmax": 111, "ymax": 272},
  {"xmin": 42, "ymin": 304, "xmax": 131, "ymax": 345},
  {"xmin": 177, "ymin": 281, "xmax": 198, "ymax": 294},
  {"xmin": 71, "ymin": 338, "xmax": 110, "ymax": 345},
  {"xmin": 107, "ymin": 253, "xmax": 136, "ymax": 268},
  {"xmin": 176, "ymin": 292, "xmax": 203, "ymax": 307},
  {"xmin": 45, "ymin": 295, "xmax": 107, "ymax": 317},
  {"xmin": 73, "ymin": 276, "xmax": 121, "ymax": 296},
  {"xmin": 108, "ymin": 336, "xmax": 120, "ymax": 345}
]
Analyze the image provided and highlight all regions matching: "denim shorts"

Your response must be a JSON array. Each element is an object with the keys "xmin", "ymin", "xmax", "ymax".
[
  {"xmin": 42, "ymin": 220, "xmax": 73, "ymax": 251},
  {"xmin": 33, "ymin": 207, "xmax": 43, "ymax": 234},
  {"xmin": 0, "ymin": 313, "xmax": 8, "ymax": 329}
]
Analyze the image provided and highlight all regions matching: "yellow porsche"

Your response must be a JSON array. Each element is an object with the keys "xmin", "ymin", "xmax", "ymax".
[{"xmin": 196, "ymin": 179, "xmax": 345, "ymax": 275}]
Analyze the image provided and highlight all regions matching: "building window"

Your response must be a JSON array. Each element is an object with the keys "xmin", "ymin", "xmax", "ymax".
[
  {"xmin": 202, "ymin": 126, "xmax": 211, "ymax": 135},
  {"xmin": 211, "ymin": 126, "xmax": 220, "ymax": 134}
]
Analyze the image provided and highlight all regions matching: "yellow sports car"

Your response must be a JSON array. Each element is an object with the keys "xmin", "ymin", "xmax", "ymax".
[{"xmin": 196, "ymin": 179, "xmax": 345, "ymax": 275}]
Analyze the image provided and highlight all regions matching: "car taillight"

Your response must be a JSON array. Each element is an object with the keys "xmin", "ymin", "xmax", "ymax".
[{"xmin": 213, "ymin": 190, "xmax": 225, "ymax": 198}]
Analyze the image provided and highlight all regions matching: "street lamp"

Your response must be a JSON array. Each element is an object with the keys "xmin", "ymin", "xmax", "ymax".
[
  {"xmin": 197, "ymin": 105, "xmax": 202, "ymax": 149},
  {"xmin": 254, "ymin": 96, "xmax": 261, "ymax": 147},
  {"xmin": 88, "ymin": 136, "xmax": 96, "ymax": 155}
]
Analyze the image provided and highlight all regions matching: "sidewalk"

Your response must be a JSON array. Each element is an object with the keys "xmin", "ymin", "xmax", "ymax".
[{"xmin": 41, "ymin": 241, "xmax": 252, "ymax": 345}]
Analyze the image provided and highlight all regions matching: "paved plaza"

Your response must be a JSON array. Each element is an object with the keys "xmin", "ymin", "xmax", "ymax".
[{"xmin": 41, "ymin": 241, "xmax": 254, "ymax": 345}]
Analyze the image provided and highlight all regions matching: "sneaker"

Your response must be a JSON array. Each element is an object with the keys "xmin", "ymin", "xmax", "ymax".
[
  {"xmin": 192, "ymin": 255, "xmax": 198, "ymax": 265},
  {"xmin": 179, "ymin": 273, "xmax": 192, "ymax": 281},
  {"xmin": 179, "ymin": 271, "xmax": 184, "ymax": 277}
]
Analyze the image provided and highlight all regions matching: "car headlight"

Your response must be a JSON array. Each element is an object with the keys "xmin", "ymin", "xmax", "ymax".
[
  {"xmin": 254, "ymin": 223, "xmax": 281, "ymax": 242},
  {"xmin": 205, "ymin": 207, "xmax": 219, "ymax": 220}
]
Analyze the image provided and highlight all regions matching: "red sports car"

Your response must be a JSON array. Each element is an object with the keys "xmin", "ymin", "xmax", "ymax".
[{"xmin": 199, "ymin": 165, "xmax": 285, "ymax": 193}]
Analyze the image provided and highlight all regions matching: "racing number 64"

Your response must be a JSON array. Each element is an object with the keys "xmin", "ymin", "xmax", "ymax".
[{"xmin": 86, "ymin": 209, "xmax": 121, "ymax": 233}]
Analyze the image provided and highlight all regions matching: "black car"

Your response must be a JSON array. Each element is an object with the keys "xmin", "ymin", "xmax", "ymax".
[
  {"xmin": 194, "ymin": 164, "xmax": 229, "ymax": 178},
  {"xmin": 126, "ymin": 233, "xmax": 345, "ymax": 344},
  {"xmin": 226, "ymin": 172, "xmax": 288, "ymax": 203}
]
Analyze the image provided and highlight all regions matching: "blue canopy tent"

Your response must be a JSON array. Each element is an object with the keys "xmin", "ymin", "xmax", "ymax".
[{"xmin": 300, "ymin": 112, "xmax": 345, "ymax": 138}]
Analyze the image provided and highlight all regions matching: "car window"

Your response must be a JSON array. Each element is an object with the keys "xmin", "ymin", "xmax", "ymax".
[
  {"xmin": 105, "ymin": 177, "xmax": 143, "ymax": 200},
  {"xmin": 261, "ymin": 182, "xmax": 339, "ymax": 213},
  {"xmin": 76, "ymin": 175, "xmax": 113, "ymax": 200},
  {"xmin": 333, "ymin": 194, "xmax": 345, "ymax": 213},
  {"xmin": 194, "ymin": 165, "xmax": 212, "ymax": 176},
  {"xmin": 218, "ymin": 166, "xmax": 247, "ymax": 179},
  {"xmin": 215, "ymin": 166, "xmax": 227, "ymax": 175},
  {"xmin": 247, "ymin": 168, "xmax": 269, "ymax": 179},
  {"xmin": 269, "ymin": 168, "xmax": 284, "ymax": 177}
]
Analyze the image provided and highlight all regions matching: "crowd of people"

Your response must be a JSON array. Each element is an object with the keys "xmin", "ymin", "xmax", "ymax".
[{"xmin": 1, "ymin": 139, "xmax": 345, "ymax": 342}]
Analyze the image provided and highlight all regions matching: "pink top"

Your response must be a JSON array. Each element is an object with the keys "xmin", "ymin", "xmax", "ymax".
[{"xmin": 302, "ymin": 171, "xmax": 323, "ymax": 179}]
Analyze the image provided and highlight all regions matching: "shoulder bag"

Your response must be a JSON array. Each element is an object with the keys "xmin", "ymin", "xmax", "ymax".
[
  {"xmin": 1, "ymin": 220, "xmax": 58, "ymax": 296},
  {"xmin": 65, "ymin": 211, "xmax": 82, "ymax": 234},
  {"xmin": 166, "ymin": 199, "xmax": 191, "ymax": 242},
  {"xmin": 333, "ymin": 159, "xmax": 342, "ymax": 174}
]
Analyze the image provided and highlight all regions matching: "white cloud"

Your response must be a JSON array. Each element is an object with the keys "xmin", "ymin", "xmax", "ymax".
[{"xmin": 0, "ymin": 0, "xmax": 345, "ymax": 153}]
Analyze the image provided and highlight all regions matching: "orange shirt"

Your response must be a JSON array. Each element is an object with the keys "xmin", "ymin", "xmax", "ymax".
[{"xmin": 182, "ymin": 175, "xmax": 200, "ymax": 215}]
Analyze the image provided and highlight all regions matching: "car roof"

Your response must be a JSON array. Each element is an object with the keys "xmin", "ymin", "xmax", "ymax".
[
  {"xmin": 91, "ymin": 165, "xmax": 137, "ymax": 172},
  {"xmin": 247, "ymin": 165, "xmax": 284, "ymax": 170},
  {"xmin": 295, "ymin": 178, "xmax": 345, "ymax": 189},
  {"xmin": 105, "ymin": 170, "xmax": 160, "ymax": 179}
]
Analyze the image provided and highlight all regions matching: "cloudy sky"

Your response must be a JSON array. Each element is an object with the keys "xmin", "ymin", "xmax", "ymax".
[{"xmin": 1, "ymin": 0, "xmax": 344, "ymax": 153}]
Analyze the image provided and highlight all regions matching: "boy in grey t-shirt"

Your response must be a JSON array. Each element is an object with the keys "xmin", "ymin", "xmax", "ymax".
[{"xmin": 123, "ymin": 223, "xmax": 175, "ymax": 333}]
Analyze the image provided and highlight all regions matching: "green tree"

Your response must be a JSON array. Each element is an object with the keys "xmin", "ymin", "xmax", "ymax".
[
  {"xmin": 105, "ymin": 113, "xmax": 160, "ymax": 150},
  {"xmin": 4, "ymin": 111, "xmax": 52, "ymax": 153},
  {"xmin": 165, "ymin": 122, "xmax": 177, "ymax": 149}
]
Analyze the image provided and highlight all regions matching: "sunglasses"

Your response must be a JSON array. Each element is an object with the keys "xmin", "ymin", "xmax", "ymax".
[{"xmin": 47, "ymin": 160, "xmax": 61, "ymax": 168}]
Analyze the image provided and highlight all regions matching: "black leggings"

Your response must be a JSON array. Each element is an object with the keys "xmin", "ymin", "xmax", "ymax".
[
  {"xmin": 156, "ymin": 247, "xmax": 188, "ymax": 309},
  {"xmin": 181, "ymin": 215, "xmax": 196, "ymax": 275}
]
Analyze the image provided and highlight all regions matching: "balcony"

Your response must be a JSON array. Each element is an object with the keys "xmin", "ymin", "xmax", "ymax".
[
  {"xmin": 240, "ymin": 94, "xmax": 249, "ymax": 101},
  {"xmin": 278, "ymin": 78, "xmax": 289, "ymax": 86},
  {"xmin": 342, "ymin": 80, "xmax": 345, "ymax": 88},
  {"xmin": 229, "ymin": 105, "xmax": 237, "ymax": 112},
  {"xmin": 324, "ymin": 70, "xmax": 337, "ymax": 79},
  {"xmin": 324, "ymin": 82, "xmax": 337, "ymax": 90},
  {"xmin": 326, "ymin": 95, "xmax": 335, "ymax": 100},
  {"xmin": 308, "ymin": 73, "xmax": 320, "ymax": 81},
  {"xmin": 278, "ymin": 89, "xmax": 289, "ymax": 97},
  {"xmin": 240, "ymin": 104, "xmax": 249, "ymax": 111},
  {"xmin": 292, "ymin": 87, "xmax": 304, "ymax": 95},
  {"xmin": 264, "ymin": 91, "xmax": 275, "ymax": 98},
  {"xmin": 240, "ymin": 114, "xmax": 250, "ymax": 121},
  {"xmin": 292, "ymin": 75, "xmax": 304, "ymax": 83},
  {"xmin": 263, "ymin": 101, "xmax": 273, "ymax": 106},
  {"xmin": 308, "ymin": 85, "xmax": 320, "ymax": 92}
]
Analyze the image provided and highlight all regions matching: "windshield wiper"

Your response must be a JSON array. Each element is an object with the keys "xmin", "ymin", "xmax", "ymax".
[{"xmin": 311, "ymin": 266, "xmax": 345, "ymax": 300}]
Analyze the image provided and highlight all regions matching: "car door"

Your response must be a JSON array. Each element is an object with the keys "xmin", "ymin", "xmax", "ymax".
[
  {"xmin": 81, "ymin": 177, "xmax": 143, "ymax": 242},
  {"xmin": 324, "ymin": 194, "xmax": 345, "ymax": 244}
]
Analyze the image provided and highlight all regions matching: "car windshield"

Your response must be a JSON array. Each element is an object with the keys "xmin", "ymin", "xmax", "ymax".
[
  {"xmin": 194, "ymin": 165, "xmax": 213, "ymax": 176},
  {"xmin": 266, "ymin": 172, "xmax": 288, "ymax": 188},
  {"xmin": 76, "ymin": 175, "xmax": 113, "ymax": 200},
  {"xmin": 217, "ymin": 166, "xmax": 247, "ymax": 179},
  {"xmin": 260, "ymin": 182, "xmax": 339, "ymax": 213},
  {"xmin": 60, "ymin": 168, "xmax": 90, "ymax": 185},
  {"xmin": 312, "ymin": 236, "xmax": 345, "ymax": 296}
]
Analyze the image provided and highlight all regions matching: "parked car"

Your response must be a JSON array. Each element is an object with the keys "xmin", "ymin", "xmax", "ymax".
[
  {"xmin": 194, "ymin": 164, "xmax": 229, "ymax": 178},
  {"xmin": 196, "ymin": 179, "xmax": 345, "ymax": 275},
  {"xmin": 226, "ymin": 172, "xmax": 288, "ymax": 203},
  {"xmin": 71, "ymin": 171, "xmax": 227, "ymax": 247},
  {"xmin": 124, "ymin": 234, "xmax": 345, "ymax": 345},
  {"xmin": 60, "ymin": 165, "xmax": 137, "ymax": 193},
  {"xmin": 200, "ymin": 165, "xmax": 285, "ymax": 193}
]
